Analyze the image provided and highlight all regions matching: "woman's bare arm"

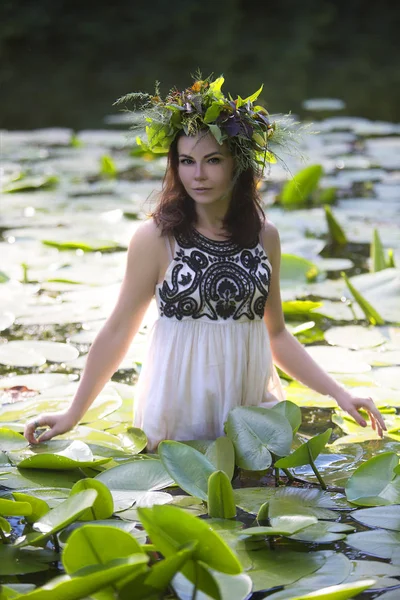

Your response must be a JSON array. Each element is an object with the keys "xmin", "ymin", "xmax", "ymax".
[
  {"xmin": 24, "ymin": 219, "xmax": 162, "ymax": 443},
  {"xmin": 262, "ymin": 220, "xmax": 386, "ymax": 436}
]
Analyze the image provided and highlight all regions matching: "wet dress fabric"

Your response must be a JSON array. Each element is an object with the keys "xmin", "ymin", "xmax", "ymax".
[{"xmin": 133, "ymin": 228, "xmax": 284, "ymax": 450}]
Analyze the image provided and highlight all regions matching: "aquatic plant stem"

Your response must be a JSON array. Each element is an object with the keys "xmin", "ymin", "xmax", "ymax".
[
  {"xmin": 282, "ymin": 468, "xmax": 294, "ymax": 482},
  {"xmin": 0, "ymin": 527, "xmax": 8, "ymax": 543},
  {"xmin": 191, "ymin": 564, "xmax": 198, "ymax": 600},
  {"xmin": 52, "ymin": 533, "xmax": 61, "ymax": 554},
  {"xmin": 307, "ymin": 446, "xmax": 327, "ymax": 490}
]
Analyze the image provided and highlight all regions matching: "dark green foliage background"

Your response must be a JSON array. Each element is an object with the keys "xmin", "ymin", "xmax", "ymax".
[{"xmin": 1, "ymin": 0, "xmax": 399, "ymax": 129}]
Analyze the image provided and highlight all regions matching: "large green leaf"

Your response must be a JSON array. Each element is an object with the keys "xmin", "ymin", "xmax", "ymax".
[
  {"xmin": 8, "ymin": 441, "xmax": 110, "ymax": 471},
  {"xmin": 172, "ymin": 570, "xmax": 253, "ymax": 600},
  {"xmin": 289, "ymin": 521, "xmax": 354, "ymax": 543},
  {"xmin": 280, "ymin": 165, "xmax": 323, "ymax": 207},
  {"xmin": 20, "ymin": 555, "xmax": 149, "ymax": 600},
  {"xmin": 351, "ymin": 505, "xmax": 400, "ymax": 531},
  {"xmin": 346, "ymin": 530, "xmax": 400, "ymax": 564},
  {"xmin": 225, "ymin": 406, "xmax": 293, "ymax": 471},
  {"xmin": 277, "ymin": 579, "xmax": 376, "ymax": 599},
  {"xmin": 11, "ymin": 492, "xmax": 49, "ymax": 522},
  {"xmin": 158, "ymin": 440, "xmax": 216, "ymax": 501},
  {"xmin": 281, "ymin": 255, "xmax": 319, "ymax": 285},
  {"xmin": 119, "ymin": 544, "xmax": 195, "ymax": 600},
  {"xmin": 275, "ymin": 429, "xmax": 332, "ymax": 468},
  {"xmin": 19, "ymin": 489, "xmax": 98, "ymax": 547},
  {"xmin": 205, "ymin": 437, "xmax": 235, "ymax": 480},
  {"xmin": 95, "ymin": 458, "xmax": 174, "ymax": 490},
  {"xmin": 267, "ymin": 488, "xmax": 340, "ymax": 521},
  {"xmin": 207, "ymin": 470, "xmax": 236, "ymax": 519},
  {"xmin": 138, "ymin": 505, "xmax": 242, "ymax": 588},
  {"xmin": 63, "ymin": 524, "xmax": 143, "ymax": 574},
  {"xmin": 69, "ymin": 478, "xmax": 114, "ymax": 520},
  {"xmin": 0, "ymin": 428, "xmax": 28, "ymax": 451},
  {"xmin": 345, "ymin": 452, "xmax": 400, "ymax": 505},
  {"xmin": 0, "ymin": 496, "xmax": 32, "ymax": 517},
  {"xmin": 271, "ymin": 401, "xmax": 302, "ymax": 433},
  {"xmin": 0, "ymin": 546, "xmax": 53, "ymax": 575}
]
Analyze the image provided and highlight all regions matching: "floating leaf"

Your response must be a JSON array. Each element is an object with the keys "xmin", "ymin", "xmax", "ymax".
[
  {"xmin": 324, "ymin": 325, "xmax": 386, "ymax": 349},
  {"xmin": 289, "ymin": 521, "xmax": 354, "ymax": 543},
  {"xmin": 279, "ymin": 579, "xmax": 376, "ymax": 600},
  {"xmin": 281, "ymin": 255, "xmax": 320, "ymax": 284},
  {"xmin": 95, "ymin": 458, "xmax": 174, "ymax": 491},
  {"xmin": 0, "ymin": 496, "xmax": 32, "ymax": 517},
  {"xmin": 346, "ymin": 530, "xmax": 400, "ymax": 564},
  {"xmin": 351, "ymin": 505, "xmax": 400, "ymax": 531},
  {"xmin": 345, "ymin": 452, "xmax": 400, "ymax": 506},
  {"xmin": 9, "ymin": 441, "xmax": 110, "ymax": 470}
]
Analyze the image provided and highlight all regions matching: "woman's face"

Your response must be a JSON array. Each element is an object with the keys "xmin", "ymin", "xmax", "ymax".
[{"xmin": 177, "ymin": 132, "xmax": 235, "ymax": 206}]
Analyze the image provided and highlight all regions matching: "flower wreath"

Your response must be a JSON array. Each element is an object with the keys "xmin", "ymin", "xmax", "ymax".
[{"xmin": 114, "ymin": 72, "xmax": 302, "ymax": 177}]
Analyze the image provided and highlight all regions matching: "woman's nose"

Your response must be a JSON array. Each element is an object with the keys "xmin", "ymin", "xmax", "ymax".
[{"xmin": 194, "ymin": 163, "xmax": 206, "ymax": 180}]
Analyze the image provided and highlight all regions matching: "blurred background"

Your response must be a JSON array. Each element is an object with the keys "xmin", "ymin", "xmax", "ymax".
[{"xmin": 1, "ymin": 0, "xmax": 399, "ymax": 130}]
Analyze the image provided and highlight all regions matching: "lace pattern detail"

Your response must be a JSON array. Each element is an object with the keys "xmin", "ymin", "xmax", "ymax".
[{"xmin": 157, "ymin": 229, "xmax": 271, "ymax": 321}]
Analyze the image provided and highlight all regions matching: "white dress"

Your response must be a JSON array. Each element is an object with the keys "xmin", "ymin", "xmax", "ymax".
[{"xmin": 133, "ymin": 228, "xmax": 284, "ymax": 450}]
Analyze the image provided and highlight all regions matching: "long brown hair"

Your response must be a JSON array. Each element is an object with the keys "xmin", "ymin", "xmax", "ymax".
[{"xmin": 152, "ymin": 132, "xmax": 265, "ymax": 247}]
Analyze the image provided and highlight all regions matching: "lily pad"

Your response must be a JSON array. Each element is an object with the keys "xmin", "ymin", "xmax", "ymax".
[
  {"xmin": 324, "ymin": 325, "xmax": 387, "ymax": 349},
  {"xmin": 8, "ymin": 441, "xmax": 110, "ymax": 470},
  {"xmin": 346, "ymin": 530, "xmax": 400, "ymax": 564},
  {"xmin": 95, "ymin": 458, "xmax": 174, "ymax": 490},
  {"xmin": 158, "ymin": 440, "xmax": 216, "ymax": 501},
  {"xmin": 351, "ymin": 505, "xmax": 400, "ymax": 531},
  {"xmin": 345, "ymin": 452, "xmax": 400, "ymax": 506},
  {"xmin": 225, "ymin": 406, "xmax": 293, "ymax": 471}
]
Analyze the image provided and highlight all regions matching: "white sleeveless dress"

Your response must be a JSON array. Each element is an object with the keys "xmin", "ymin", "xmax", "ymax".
[{"xmin": 133, "ymin": 228, "xmax": 284, "ymax": 451}]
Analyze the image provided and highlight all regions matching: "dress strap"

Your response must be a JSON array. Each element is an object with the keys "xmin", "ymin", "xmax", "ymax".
[{"xmin": 164, "ymin": 235, "xmax": 175, "ymax": 261}]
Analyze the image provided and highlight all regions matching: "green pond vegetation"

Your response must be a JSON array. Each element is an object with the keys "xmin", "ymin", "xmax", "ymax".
[{"xmin": 0, "ymin": 106, "xmax": 399, "ymax": 599}]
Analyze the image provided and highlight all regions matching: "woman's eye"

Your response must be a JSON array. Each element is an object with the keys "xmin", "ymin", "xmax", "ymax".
[
  {"xmin": 180, "ymin": 159, "xmax": 193, "ymax": 165},
  {"xmin": 208, "ymin": 157, "xmax": 221, "ymax": 164}
]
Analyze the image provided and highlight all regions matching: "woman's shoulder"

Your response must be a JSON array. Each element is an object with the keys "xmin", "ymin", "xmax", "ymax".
[
  {"xmin": 128, "ymin": 217, "xmax": 164, "ymax": 255},
  {"xmin": 260, "ymin": 218, "xmax": 281, "ymax": 261}
]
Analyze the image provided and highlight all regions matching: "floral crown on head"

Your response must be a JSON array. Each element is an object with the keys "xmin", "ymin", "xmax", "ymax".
[{"xmin": 114, "ymin": 72, "xmax": 300, "ymax": 176}]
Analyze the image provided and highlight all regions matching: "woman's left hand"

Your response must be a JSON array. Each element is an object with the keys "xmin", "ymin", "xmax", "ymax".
[{"xmin": 334, "ymin": 389, "xmax": 386, "ymax": 438}]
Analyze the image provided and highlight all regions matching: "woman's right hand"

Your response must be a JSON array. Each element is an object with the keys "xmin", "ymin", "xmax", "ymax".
[{"xmin": 24, "ymin": 411, "xmax": 78, "ymax": 445}]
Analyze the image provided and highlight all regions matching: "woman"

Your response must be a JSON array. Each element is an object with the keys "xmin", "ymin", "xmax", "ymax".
[{"xmin": 24, "ymin": 76, "xmax": 386, "ymax": 449}]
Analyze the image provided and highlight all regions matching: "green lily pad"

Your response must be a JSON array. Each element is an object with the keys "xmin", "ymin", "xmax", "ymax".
[
  {"xmin": 277, "ymin": 579, "xmax": 376, "ymax": 599},
  {"xmin": 2, "ymin": 341, "xmax": 79, "ymax": 364},
  {"xmin": 205, "ymin": 436, "xmax": 236, "ymax": 480},
  {"xmin": 351, "ymin": 505, "xmax": 400, "ymax": 531},
  {"xmin": 95, "ymin": 457, "xmax": 174, "ymax": 490},
  {"xmin": 225, "ymin": 406, "xmax": 293, "ymax": 471},
  {"xmin": 69, "ymin": 478, "xmax": 114, "ymax": 520},
  {"xmin": 19, "ymin": 489, "xmax": 98, "ymax": 547},
  {"xmin": 289, "ymin": 521, "xmax": 355, "ymax": 543},
  {"xmin": 8, "ymin": 441, "xmax": 110, "ymax": 470},
  {"xmin": 346, "ymin": 530, "xmax": 400, "ymax": 564},
  {"xmin": 158, "ymin": 440, "xmax": 216, "ymax": 501},
  {"xmin": 0, "ymin": 546, "xmax": 53, "ymax": 575},
  {"xmin": 63, "ymin": 524, "xmax": 143, "ymax": 575},
  {"xmin": 0, "ymin": 428, "xmax": 29, "ymax": 451},
  {"xmin": 345, "ymin": 452, "xmax": 400, "ymax": 506},
  {"xmin": 324, "ymin": 325, "xmax": 387, "ymax": 349},
  {"xmin": 21, "ymin": 555, "xmax": 149, "ymax": 600},
  {"xmin": 11, "ymin": 492, "xmax": 49, "ymax": 522}
]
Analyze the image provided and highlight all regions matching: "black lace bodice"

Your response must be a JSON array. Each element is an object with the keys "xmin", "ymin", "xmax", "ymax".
[{"xmin": 156, "ymin": 229, "xmax": 271, "ymax": 322}]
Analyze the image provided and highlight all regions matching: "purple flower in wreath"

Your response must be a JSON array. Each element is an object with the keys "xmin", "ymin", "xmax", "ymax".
[{"xmin": 215, "ymin": 279, "xmax": 237, "ymax": 319}]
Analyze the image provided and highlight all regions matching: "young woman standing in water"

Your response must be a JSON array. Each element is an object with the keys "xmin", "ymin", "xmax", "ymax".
[{"xmin": 24, "ymin": 76, "xmax": 386, "ymax": 449}]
